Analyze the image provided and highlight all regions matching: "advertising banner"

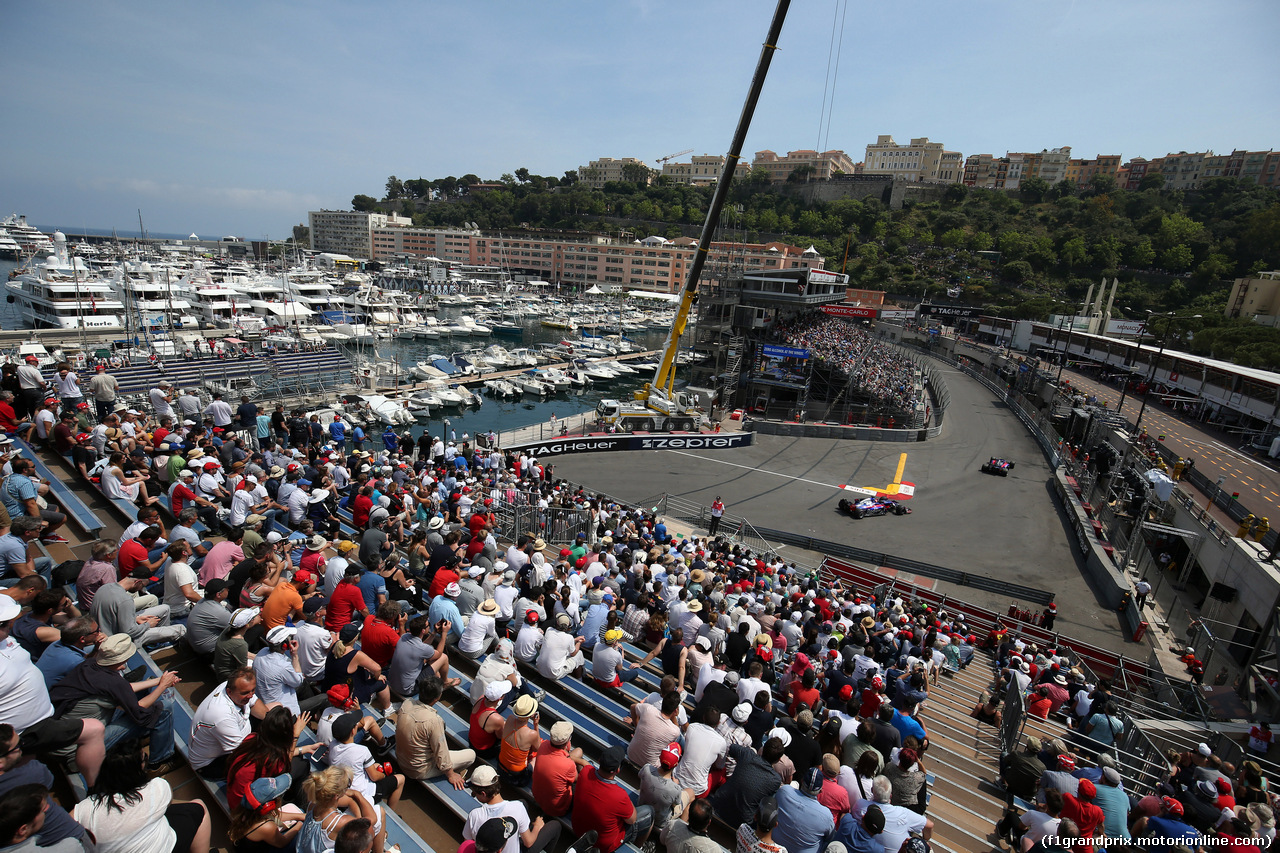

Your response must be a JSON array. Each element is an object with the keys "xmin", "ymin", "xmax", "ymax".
[
  {"xmin": 821, "ymin": 305, "xmax": 878, "ymax": 319},
  {"xmin": 762, "ymin": 345, "xmax": 811, "ymax": 360},
  {"xmin": 879, "ymin": 309, "xmax": 917, "ymax": 320},
  {"xmin": 503, "ymin": 432, "xmax": 755, "ymax": 457},
  {"xmin": 918, "ymin": 304, "xmax": 984, "ymax": 319}
]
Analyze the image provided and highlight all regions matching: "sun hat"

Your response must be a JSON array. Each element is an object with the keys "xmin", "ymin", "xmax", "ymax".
[
  {"xmin": 512, "ymin": 694, "xmax": 538, "ymax": 718},
  {"xmin": 766, "ymin": 726, "xmax": 791, "ymax": 747},
  {"xmin": 731, "ymin": 702, "xmax": 752, "ymax": 724},
  {"xmin": 484, "ymin": 680, "xmax": 513, "ymax": 702},
  {"xmin": 95, "ymin": 633, "xmax": 137, "ymax": 667},
  {"xmin": 428, "ymin": 516, "xmax": 444, "ymax": 530},
  {"xmin": 549, "ymin": 721, "xmax": 573, "ymax": 746},
  {"xmin": 306, "ymin": 534, "xmax": 328, "ymax": 551},
  {"xmin": 479, "ymin": 599, "xmax": 499, "ymax": 617},
  {"xmin": 231, "ymin": 607, "xmax": 260, "ymax": 628}
]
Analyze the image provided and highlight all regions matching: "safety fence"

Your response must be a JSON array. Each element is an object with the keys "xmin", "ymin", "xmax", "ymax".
[{"xmin": 490, "ymin": 502, "xmax": 594, "ymax": 547}]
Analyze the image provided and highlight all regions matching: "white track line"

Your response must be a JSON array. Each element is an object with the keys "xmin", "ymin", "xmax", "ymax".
[{"xmin": 661, "ymin": 448, "xmax": 850, "ymax": 491}]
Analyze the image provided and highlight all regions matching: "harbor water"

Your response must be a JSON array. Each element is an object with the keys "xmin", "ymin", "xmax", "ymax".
[{"xmin": 0, "ymin": 256, "xmax": 694, "ymax": 442}]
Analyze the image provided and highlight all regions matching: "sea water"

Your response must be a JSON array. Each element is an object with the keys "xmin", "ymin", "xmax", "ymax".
[{"xmin": 0, "ymin": 257, "xmax": 691, "ymax": 440}]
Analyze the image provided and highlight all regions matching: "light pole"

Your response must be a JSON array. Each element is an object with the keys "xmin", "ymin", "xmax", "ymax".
[{"xmin": 1132, "ymin": 312, "xmax": 1201, "ymax": 440}]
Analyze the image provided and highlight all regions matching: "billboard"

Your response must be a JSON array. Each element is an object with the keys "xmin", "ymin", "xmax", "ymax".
[
  {"xmin": 879, "ymin": 309, "xmax": 917, "ymax": 321},
  {"xmin": 503, "ymin": 432, "xmax": 755, "ymax": 456},
  {"xmin": 762, "ymin": 345, "xmax": 810, "ymax": 360},
  {"xmin": 918, "ymin": 303, "xmax": 984, "ymax": 319},
  {"xmin": 821, "ymin": 305, "xmax": 878, "ymax": 319}
]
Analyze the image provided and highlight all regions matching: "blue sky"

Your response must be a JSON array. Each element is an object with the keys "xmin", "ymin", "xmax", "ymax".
[{"xmin": 2, "ymin": 0, "xmax": 1276, "ymax": 239}]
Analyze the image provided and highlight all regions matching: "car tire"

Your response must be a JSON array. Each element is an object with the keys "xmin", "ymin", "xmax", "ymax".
[
  {"xmin": 852, "ymin": 509, "xmax": 864, "ymax": 519},
  {"xmin": 1008, "ymin": 461, "xmax": 1016, "ymax": 470},
  {"xmin": 981, "ymin": 464, "xmax": 991, "ymax": 473}
]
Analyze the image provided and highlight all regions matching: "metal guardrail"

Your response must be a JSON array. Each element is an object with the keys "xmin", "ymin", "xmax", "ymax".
[{"xmin": 761, "ymin": 526, "xmax": 1056, "ymax": 604}]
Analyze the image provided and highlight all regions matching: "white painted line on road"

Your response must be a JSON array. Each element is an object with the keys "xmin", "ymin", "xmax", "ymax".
[
  {"xmin": 660, "ymin": 449, "xmax": 848, "ymax": 491},
  {"xmin": 1213, "ymin": 441, "xmax": 1258, "ymax": 463}
]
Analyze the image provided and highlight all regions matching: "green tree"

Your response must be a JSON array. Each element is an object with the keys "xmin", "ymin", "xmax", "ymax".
[
  {"xmin": 1001, "ymin": 260, "xmax": 1034, "ymax": 282},
  {"xmin": 1128, "ymin": 236, "xmax": 1156, "ymax": 268},
  {"xmin": 1061, "ymin": 236, "xmax": 1088, "ymax": 269},
  {"xmin": 621, "ymin": 162, "xmax": 651, "ymax": 185},
  {"xmin": 1019, "ymin": 176, "xmax": 1050, "ymax": 204},
  {"xmin": 385, "ymin": 176, "xmax": 403, "ymax": 200},
  {"xmin": 1093, "ymin": 235, "xmax": 1121, "ymax": 270},
  {"xmin": 1087, "ymin": 173, "xmax": 1118, "ymax": 196},
  {"xmin": 787, "ymin": 165, "xmax": 817, "ymax": 183},
  {"xmin": 944, "ymin": 183, "xmax": 968, "ymax": 204},
  {"xmin": 938, "ymin": 228, "xmax": 966, "ymax": 249},
  {"xmin": 561, "ymin": 170, "xmax": 578, "ymax": 186},
  {"xmin": 1161, "ymin": 244, "xmax": 1194, "ymax": 271},
  {"xmin": 1139, "ymin": 172, "xmax": 1166, "ymax": 191},
  {"xmin": 352, "ymin": 194, "xmax": 378, "ymax": 212},
  {"xmin": 967, "ymin": 232, "xmax": 994, "ymax": 252},
  {"xmin": 514, "ymin": 167, "xmax": 531, "ymax": 184}
]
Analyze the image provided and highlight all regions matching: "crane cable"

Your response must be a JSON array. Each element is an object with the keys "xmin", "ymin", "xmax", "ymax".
[{"xmin": 815, "ymin": 0, "xmax": 848, "ymax": 154}]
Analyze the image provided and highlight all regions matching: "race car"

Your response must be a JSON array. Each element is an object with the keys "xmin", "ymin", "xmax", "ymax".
[
  {"xmin": 981, "ymin": 457, "xmax": 1016, "ymax": 476},
  {"xmin": 838, "ymin": 497, "xmax": 912, "ymax": 519}
]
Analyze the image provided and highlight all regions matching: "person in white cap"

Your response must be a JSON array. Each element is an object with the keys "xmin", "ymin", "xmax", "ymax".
[
  {"xmin": 215, "ymin": 607, "xmax": 260, "ymax": 681},
  {"xmin": 252, "ymin": 625, "xmax": 307, "ymax": 714}
]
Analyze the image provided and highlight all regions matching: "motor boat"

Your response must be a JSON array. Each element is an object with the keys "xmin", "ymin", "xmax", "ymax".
[
  {"xmin": 601, "ymin": 359, "xmax": 637, "ymax": 375},
  {"xmin": 534, "ymin": 368, "xmax": 572, "ymax": 391},
  {"xmin": 576, "ymin": 360, "xmax": 618, "ymax": 382},
  {"xmin": 484, "ymin": 378, "xmax": 519, "ymax": 397},
  {"xmin": 516, "ymin": 374, "xmax": 552, "ymax": 395},
  {"xmin": 451, "ymin": 384, "xmax": 480, "ymax": 406},
  {"xmin": 411, "ymin": 389, "xmax": 442, "ymax": 408},
  {"xmin": 352, "ymin": 394, "xmax": 416, "ymax": 426}
]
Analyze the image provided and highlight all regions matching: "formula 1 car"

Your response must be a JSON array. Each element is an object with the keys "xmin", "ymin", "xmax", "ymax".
[
  {"xmin": 838, "ymin": 497, "xmax": 912, "ymax": 519},
  {"xmin": 981, "ymin": 457, "xmax": 1016, "ymax": 476}
]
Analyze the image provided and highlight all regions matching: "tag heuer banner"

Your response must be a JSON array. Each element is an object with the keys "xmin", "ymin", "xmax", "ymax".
[{"xmin": 918, "ymin": 304, "xmax": 983, "ymax": 319}]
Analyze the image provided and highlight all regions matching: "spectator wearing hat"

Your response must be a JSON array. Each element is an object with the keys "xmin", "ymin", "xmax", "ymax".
[
  {"xmin": 1061, "ymin": 778, "xmax": 1105, "ymax": 849},
  {"xmin": 573, "ymin": 745, "xmax": 652, "ymax": 853},
  {"xmin": 851, "ymin": 775, "xmax": 930, "ymax": 853},
  {"xmin": 998, "ymin": 736, "xmax": 1045, "ymax": 807},
  {"xmin": 460, "ymin": 598, "xmax": 500, "ymax": 660},
  {"xmin": 1038, "ymin": 754, "xmax": 1081, "ymax": 804},
  {"xmin": 639, "ymin": 739, "xmax": 689, "ymax": 832},
  {"xmin": 184, "ymin": 578, "xmax": 231, "ymax": 660},
  {"xmin": 214, "ymin": 605, "xmax": 259, "ymax": 679},
  {"xmin": 592, "ymin": 628, "xmax": 639, "ymax": 689},
  {"xmin": 537, "ymin": 612, "xmax": 586, "ymax": 680},
  {"xmin": 325, "ymin": 564, "xmax": 370, "ymax": 634},
  {"xmin": 1088, "ymin": 766, "xmax": 1130, "ymax": 842},
  {"xmin": 322, "ymin": 621, "xmax": 391, "ymax": 712},
  {"xmin": 396, "ymin": 672, "xmax": 474, "ymax": 788},
  {"xmin": 532, "ymin": 720, "xmax": 588, "ymax": 818},
  {"xmin": 48, "ymin": 632, "xmax": 180, "ymax": 774},
  {"xmin": 496, "ymin": 694, "xmax": 541, "ymax": 787},
  {"xmin": 254, "ymin": 624, "xmax": 315, "ymax": 714},
  {"xmin": 832, "ymin": 801, "xmax": 885, "ymax": 853},
  {"xmin": 465, "ymin": 765, "xmax": 559, "ymax": 853},
  {"xmin": 188, "ymin": 666, "xmax": 261, "ymax": 780},
  {"xmin": 774, "ymin": 767, "xmax": 836, "ymax": 853},
  {"xmin": 328, "ymin": 710, "xmax": 404, "ymax": 809},
  {"xmin": 388, "ymin": 613, "xmax": 456, "ymax": 700},
  {"xmin": 227, "ymin": 771, "xmax": 305, "ymax": 850},
  {"xmin": 514, "ymin": 609, "xmax": 545, "ymax": 664},
  {"xmin": 1132, "ymin": 795, "xmax": 1201, "ymax": 849}
]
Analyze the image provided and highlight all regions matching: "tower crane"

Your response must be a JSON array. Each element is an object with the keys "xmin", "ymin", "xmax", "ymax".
[{"xmin": 654, "ymin": 148, "xmax": 694, "ymax": 166}]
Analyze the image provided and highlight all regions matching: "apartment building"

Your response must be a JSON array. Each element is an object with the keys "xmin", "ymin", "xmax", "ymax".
[
  {"xmin": 368, "ymin": 227, "xmax": 825, "ymax": 293},
  {"xmin": 962, "ymin": 153, "xmax": 1026, "ymax": 189},
  {"xmin": 1017, "ymin": 147, "xmax": 1073, "ymax": 185},
  {"xmin": 370, "ymin": 225, "xmax": 480, "ymax": 265},
  {"xmin": 1063, "ymin": 154, "xmax": 1122, "ymax": 187},
  {"xmin": 861, "ymin": 136, "xmax": 964, "ymax": 183},
  {"xmin": 1227, "ymin": 271, "xmax": 1280, "ymax": 326},
  {"xmin": 751, "ymin": 149, "xmax": 857, "ymax": 182},
  {"xmin": 308, "ymin": 210, "xmax": 411, "ymax": 258},
  {"xmin": 575, "ymin": 157, "xmax": 651, "ymax": 189},
  {"xmin": 660, "ymin": 155, "xmax": 727, "ymax": 186}
]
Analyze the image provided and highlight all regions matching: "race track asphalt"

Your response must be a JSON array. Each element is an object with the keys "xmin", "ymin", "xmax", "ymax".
[{"xmin": 549, "ymin": 361, "xmax": 1131, "ymax": 652}]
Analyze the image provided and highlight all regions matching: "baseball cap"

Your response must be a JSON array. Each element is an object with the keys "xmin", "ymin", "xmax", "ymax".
[
  {"xmin": 326, "ymin": 684, "xmax": 358, "ymax": 710},
  {"xmin": 862, "ymin": 804, "xmax": 885, "ymax": 834},
  {"xmin": 660, "ymin": 742, "xmax": 682, "ymax": 768},
  {"xmin": 549, "ymin": 721, "xmax": 573, "ymax": 746},
  {"xmin": 1077, "ymin": 779, "xmax": 1097, "ymax": 799},
  {"xmin": 1162, "ymin": 795, "xmax": 1184, "ymax": 816},
  {"xmin": 266, "ymin": 626, "xmax": 297, "ymax": 645},
  {"xmin": 231, "ymin": 607, "xmax": 260, "ymax": 628},
  {"xmin": 474, "ymin": 817, "xmax": 519, "ymax": 853},
  {"xmin": 330, "ymin": 711, "xmax": 362, "ymax": 743},
  {"xmin": 0, "ymin": 595, "xmax": 21, "ymax": 622},
  {"xmin": 599, "ymin": 745, "xmax": 625, "ymax": 773},
  {"xmin": 484, "ymin": 680, "xmax": 513, "ymax": 702},
  {"xmin": 303, "ymin": 596, "xmax": 326, "ymax": 615},
  {"xmin": 799, "ymin": 766, "xmax": 824, "ymax": 795}
]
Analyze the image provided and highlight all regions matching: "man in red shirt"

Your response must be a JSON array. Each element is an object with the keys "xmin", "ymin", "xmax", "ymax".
[
  {"xmin": 351, "ymin": 485, "xmax": 374, "ymax": 529},
  {"xmin": 360, "ymin": 601, "xmax": 404, "ymax": 668},
  {"xmin": 532, "ymin": 721, "xmax": 585, "ymax": 818},
  {"xmin": 117, "ymin": 527, "xmax": 165, "ymax": 580},
  {"xmin": 572, "ymin": 745, "xmax": 653, "ymax": 853},
  {"xmin": 1060, "ymin": 779, "xmax": 1105, "ymax": 853},
  {"xmin": 324, "ymin": 564, "xmax": 369, "ymax": 632}
]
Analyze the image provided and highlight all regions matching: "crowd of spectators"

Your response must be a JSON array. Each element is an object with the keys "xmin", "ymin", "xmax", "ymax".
[
  {"xmin": 0, "ymin": 356, "xmax": 1276, "ymax": 853},
  {"xmin": 770, "ymin": 312, "xmax": 922, "ymax": 416}
]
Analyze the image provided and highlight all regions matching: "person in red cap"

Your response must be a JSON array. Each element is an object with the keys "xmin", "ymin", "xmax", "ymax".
[
  {"xmin": 1131, "ymin": 795, "xmax": 1201, "ymax": 849},
  {"xmin": 1060, "ymin": 778, "xmax": 1104, "ymax": 851}
]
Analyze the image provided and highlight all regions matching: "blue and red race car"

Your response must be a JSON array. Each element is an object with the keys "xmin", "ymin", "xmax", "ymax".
[
  {"xmin": 981, "ymin": 457, "xmax": 1015, "ymax": 476},
  {"xmin": 838, "ymin": 497, "xmax": 912, "ymax": 519}
]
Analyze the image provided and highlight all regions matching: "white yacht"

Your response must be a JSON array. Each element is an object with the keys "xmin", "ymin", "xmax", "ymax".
[
  {"xmin": 113, "ymin": 261, "xmax": 200, "ymax": 331},
  {"xmin": 0, "ymin": 228, "xmax": 21, "ymax": 260},
  {"xmin": 5, "ymin": 234, "xmax": 124, "ymax": 330},
  {"xmin": 0, "ymin": 215, "xmax": 53, "ymax": 257}
]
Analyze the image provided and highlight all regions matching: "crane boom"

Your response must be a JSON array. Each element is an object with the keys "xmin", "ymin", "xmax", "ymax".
[
  {"xmin": 641, "ymin": 0, "xmax": 790, "ymax": 407},
  {"xmin": 655, "ymin": 148, "xmax": 694, "ymax": 165}
]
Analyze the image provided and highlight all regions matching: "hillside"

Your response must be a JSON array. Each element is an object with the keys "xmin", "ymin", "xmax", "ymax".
[{"xmin": 357, "ymin": 171, "xmax": 1280, "ymax": 367}]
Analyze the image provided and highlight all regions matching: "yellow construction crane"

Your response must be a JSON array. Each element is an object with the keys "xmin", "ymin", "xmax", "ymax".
[{"xmin": 654, "ymin": 148, "xmax": 694, "ymax": 166}]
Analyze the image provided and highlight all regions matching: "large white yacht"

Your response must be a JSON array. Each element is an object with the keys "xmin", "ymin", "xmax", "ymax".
[
  {"xmin": 0, "ymin": 215, "xmax": 53, "ymax": 257},
  {"xmin": 5, "ymin": 233, "xmax": 124, "ymax": 329},
  {"xmin": 113, "ymin": 261, "xmax": 200, "ymax": 331}
]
